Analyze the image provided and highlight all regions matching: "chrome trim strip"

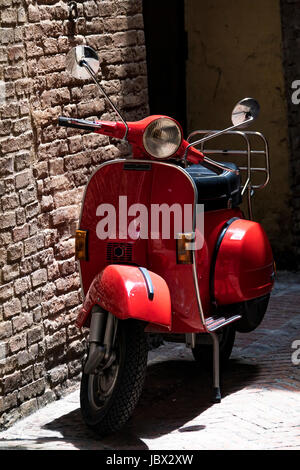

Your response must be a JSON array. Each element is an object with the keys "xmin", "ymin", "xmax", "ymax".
[{"xmin": 138, "ymin": 267, "xmax": 154, "ymax": 301}]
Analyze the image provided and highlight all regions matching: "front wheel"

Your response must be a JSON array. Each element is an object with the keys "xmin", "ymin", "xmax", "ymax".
[{"xmin": 80, "ymin": 319, "xmax": 148, "ymax": 437}]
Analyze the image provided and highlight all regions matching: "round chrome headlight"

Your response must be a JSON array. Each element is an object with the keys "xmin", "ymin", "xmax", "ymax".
[{"xmin": 143, "ymin": 118, "xmax": 182, "ymax": 159}]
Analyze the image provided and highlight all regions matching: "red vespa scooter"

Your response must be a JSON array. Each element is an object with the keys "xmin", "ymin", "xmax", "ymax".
[{"xmin": 58, "ymin": 46, "xmax": 274, "ymax": 436}]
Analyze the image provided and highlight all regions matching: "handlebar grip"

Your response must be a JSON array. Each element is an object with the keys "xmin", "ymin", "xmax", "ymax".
[{"xmin": 58, "ymin": 116, "xmax": 99, "ymax": 132}]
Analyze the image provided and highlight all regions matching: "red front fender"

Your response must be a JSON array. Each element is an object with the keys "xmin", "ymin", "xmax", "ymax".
[{"xmin": 76, "ymin": 265, "xmax": 172, "ymax": 329}]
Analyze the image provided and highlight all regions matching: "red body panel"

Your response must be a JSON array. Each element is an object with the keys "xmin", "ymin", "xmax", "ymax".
[
  {"xmin": 76, "ymin": 265, "xmax": 171, "ymax": 329},
  {"xmin": 76, "ymin": 159, "xmax": 274, "ymax": 333},
  {"xmin": 194, "ymin": 208, "xmax": 244, "ymax": 315},
  {"xmin": 78, "ymin": 160, "xmax": 206, "ymax": 332},
  {"xmin": 214, "ymin": 219, "xmax": 274, "ymax": 304}
]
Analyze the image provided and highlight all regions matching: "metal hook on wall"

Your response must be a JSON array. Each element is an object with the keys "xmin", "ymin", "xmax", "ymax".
[{"xmin": 68, "ymin": 1, "xmax": 78, "ymax": 21}]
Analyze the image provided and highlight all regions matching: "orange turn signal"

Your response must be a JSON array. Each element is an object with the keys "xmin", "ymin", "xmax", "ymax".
[
  {"xmin": 75, "ymin": 230, "xmax": 88, "ymax": 261},
  {"xmin": 176, "ymin": 232, "xmax": 194, "ymax": 264}
]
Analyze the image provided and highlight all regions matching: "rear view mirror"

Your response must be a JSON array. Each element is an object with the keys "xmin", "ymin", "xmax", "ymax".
[
  {"xmin": 231, "ymin": 97, "xmax": 260, "ymax": 127},
  {"xmin": 66, "ymin": 45, "xmax": 100, "ymax": 80}
]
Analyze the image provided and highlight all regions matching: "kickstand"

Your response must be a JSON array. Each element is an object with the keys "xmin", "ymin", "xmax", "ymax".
[{"xmin": 209, "ymin": 331, "xmax": 221, "ymax": 403}]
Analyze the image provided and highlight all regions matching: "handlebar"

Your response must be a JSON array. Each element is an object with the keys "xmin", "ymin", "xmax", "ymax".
[
  {"xmin": 58, "ymin": 116, "xmax": 236, "ymax": 174},
  {"xmin": 58, "ymin": 116, "xmax": 126, "ymax": 139},
  {"xmin": 58, "ymin": 117, "xmax": 102, "ymax": 131}
]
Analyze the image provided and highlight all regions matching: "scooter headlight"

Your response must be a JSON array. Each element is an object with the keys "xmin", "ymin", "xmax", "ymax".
[{"xmin": 143, "ymin": 118, "xmax": 182, "ymax": 159}]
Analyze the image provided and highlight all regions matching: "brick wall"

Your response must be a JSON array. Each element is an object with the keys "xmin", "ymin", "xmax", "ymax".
[
  {"xmin": 280, "ymin": 0, "xmax": 300, "ymax": 268},
  {"xmin": 0, "ymin": 0, "xmax": 149, "ymax": 428}
]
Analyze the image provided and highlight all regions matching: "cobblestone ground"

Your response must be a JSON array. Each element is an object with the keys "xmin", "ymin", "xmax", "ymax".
[{"xmin": 0, "ymin": 271, "xmax": 299, "ymax": 450}]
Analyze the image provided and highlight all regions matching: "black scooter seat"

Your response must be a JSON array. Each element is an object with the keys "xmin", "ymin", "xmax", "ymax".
[{"xmin": 185, "ymin": 162, "xmax": 242, "ymax": 211}]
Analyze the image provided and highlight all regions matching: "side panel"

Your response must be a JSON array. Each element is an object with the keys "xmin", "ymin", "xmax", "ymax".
[
  {"xmin": 214, "ymin": 219, "xmax": 274, "ymax": 304},
  {"xmin": 194, "ymin": 209, "xmax": 243, "ymax": 314}
]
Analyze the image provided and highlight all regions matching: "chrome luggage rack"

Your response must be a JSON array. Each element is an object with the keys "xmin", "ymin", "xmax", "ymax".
[{"xmin": 186, "ymin": 129, "xmax": 270, "ymax": 220}]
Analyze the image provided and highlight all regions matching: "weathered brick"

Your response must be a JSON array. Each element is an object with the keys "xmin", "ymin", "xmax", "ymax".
[
  {"xmin": 20, "ymin": 365, "xmax": 34, "ymax": 386},
  {"xmin": 1, "ymin": 193, "xmax": 19, "ymax": 211},
  {"xmin": 48, "ymin": 364, "xmax": 68, "ymax": 386},
  {"xmin": 33, "ymin": 161, "xmax": 48, "ymax": 179},
  {"xmin": 41, "ymin": 282, "xmax": 55, "ymax": 301},
  {"xmin": 26, "ymin": 289, "xmax": 42, "ymax": 309},
  {"xmin": 1, "ymin": 8, "xmax": 18, "ymax": 26},
  {"xmin": 31, "ymin": 269, "xmax": 47, "ymax": 288},
  {"xmin": 0, "ymin": 157, "xmax": 14, "ymax": 177},
  {"xmin": 0, "ymin": 282, "xmax": 13, "ymax": 302},
  {"xmin": 7, "ymin": 242, "xmax": 23, "ymax": 262},
  {"xmin": 14, "ymin": 152, "xmax": 31, "ymax": 172},
  {"xmin": 45, "ymin": 329, "xmax": 66, "ymax": 350},
  {"xmin": 19, "ymin": 398, "xmax": 38, "ymax": 418},
  {"xmin": 43, "ymin": 174, "xmax": 70, "ymax": 192},
  {"xmin": 19, "ymin": 378, "xmax": 46, "ymax": 402},
  {"xmin": 53, "ymin": 188, "xmax": 82, "ymax": 208},
  {"xmin": 12, "ymin": 312, "xmax": 33, "ymax": 333},
  {"xmin": 12, "ymin": 224, "xmax": 29, "ymax": 242},
  {"xmin": 9, "ymin": 332, "xmax": 27, "ymax": 353},
  {"xmin": 0, "ymin": 212, "xmax": 16, "ymax": 230},
  {"xmin": 2, "ymin": 263, "xmax": 20, "ymax": 282},
  {"xmin": 17, "ymin": 7, "xmax": 26, "ymax": 24},
  {"xmin": 0, "ymin": 231, "xmax": 12, "ymax": 247},
  {"xmin": 51, "ymin": 205, "xmax": 79, "ymax": 226},
  {"xmin": 15, "ymin": 207, "xmax": 26, "ymax": 225},
  {"xmin": 15, "ymin": 171, "xmax": 31, "ymax": 189},
  {"xmin": 0, "ymin": 321, "xmax": 13, "ymax": 340},
  {"xmin": 41, "ymin": 195, "xmax": 53, "ymax": 212},
  {"xmin": 1, "ymin": 132, "xmax": 32, "ymax": 153},
  {"xmin": 27, "ymin": 326, "xmax": 43, "ymax": 346},
  {"xmin": 25, "ymin": 202, "xmax": 40, "ymax": 219},
  {"xmin": 64, "ymin": 291, "xmax": 79, "ymax": 308},
  {"xmin": 24, "ymin": 234, "xmax": 44, "ymax": 256},
  {"xmin": 0, "ymin": 391, "xmax": 18, "ymax": 414},
  {"xmin": 58, "ymin": 259, "xmax": 76, "ymax": 276},
  {"xmin": 28, "ymin": 4, "xmax": 40, "ymax": 23},
  {"xmin": 47, "ymin": 262, "xmax": 60, "ymax": 281},
  {"xmin": 44, "ymin": 229, "xmax": 58, "ymax": 248},
  {"xmin": 3, "ymin": 297, "xmax": 21, "ymax": 320},
  {"xmin": 19, "ymin": 185, "xmax": 36, "ymax": 206},
  {"xmin": 55, "ymin": 239, "xmax": 74, "ymax": 259}
]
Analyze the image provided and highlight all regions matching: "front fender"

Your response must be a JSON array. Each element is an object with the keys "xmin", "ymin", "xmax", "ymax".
[{"xmin": 76, "ymin": 264, "xmax": 172, "ymax": 329}]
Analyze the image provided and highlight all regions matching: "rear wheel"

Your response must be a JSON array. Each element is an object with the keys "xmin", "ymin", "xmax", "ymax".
[
  {"xmin": 192, "ymin": 325, "xmax": 236, "ymax": 367},
  {"xmin": 233, "ymin": 294, "xmax": 270, "ymax": 333},
  {"xmin": 80, "ymin": 319, "xmax": 148, "ymax": 437}
]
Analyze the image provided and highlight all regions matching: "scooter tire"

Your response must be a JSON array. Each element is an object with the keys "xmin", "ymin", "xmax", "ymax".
[
  {"xmin": 233, "ymin": 294, "xmax": 270, "ymax": 333},
  {"xmin": 192, "ymin": 325, "xmax": 236, "ymax": 368},
  {"xmin": 80, "ymin": 319, "xmax": 148, "ymax": 437}
]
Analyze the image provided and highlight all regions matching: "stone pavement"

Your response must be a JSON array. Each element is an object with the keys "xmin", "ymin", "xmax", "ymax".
[{"xmin": 0, "ymin": 271, "xmax": 299, "ymax": 450}]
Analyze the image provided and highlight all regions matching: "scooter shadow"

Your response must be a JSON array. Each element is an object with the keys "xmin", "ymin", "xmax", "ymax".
[{"xmin": 43, "ymin": 354, "xmax": 260, "ymax": 450}]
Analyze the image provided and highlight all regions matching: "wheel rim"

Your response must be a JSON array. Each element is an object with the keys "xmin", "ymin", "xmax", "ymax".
[{"xmin": 87, "ymin": 347, "xmax": 120, "ymax": 411}]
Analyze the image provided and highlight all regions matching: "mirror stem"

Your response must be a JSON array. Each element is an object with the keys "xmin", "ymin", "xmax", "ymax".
[
  {"xmin": 80, "ymin": 59, "xmax": 129, "ymax": 140},
  {"xmin": 184, "ymin": 116, "xmax": 254, "ymax": 161}
]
